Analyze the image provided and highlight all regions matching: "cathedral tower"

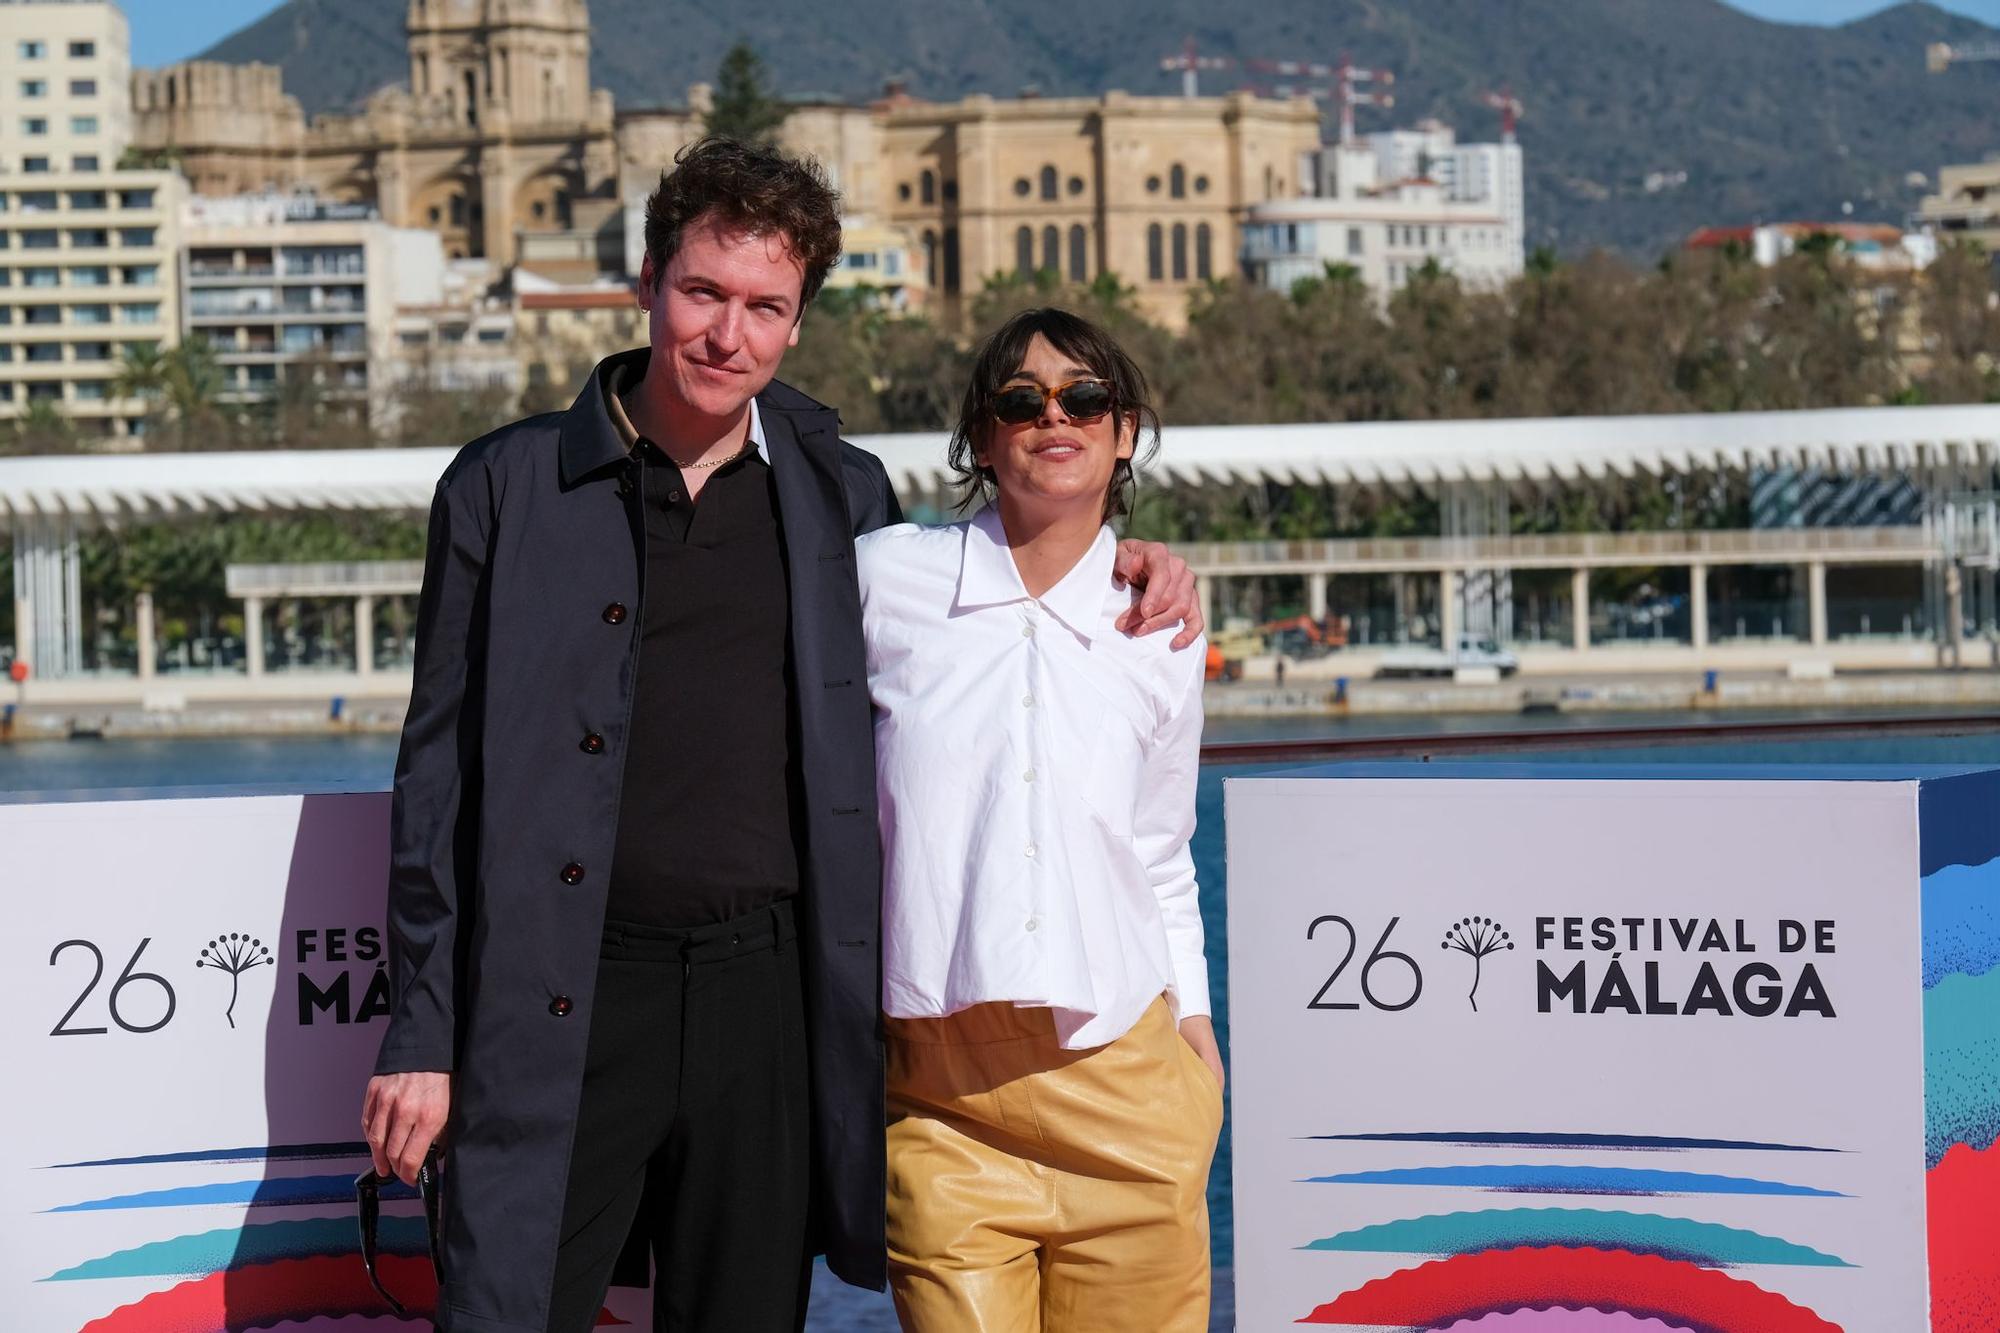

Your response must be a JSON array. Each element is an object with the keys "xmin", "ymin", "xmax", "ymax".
[{"xmin": 406, "ymin": 0, "xmax": 592, "ymax": 130}]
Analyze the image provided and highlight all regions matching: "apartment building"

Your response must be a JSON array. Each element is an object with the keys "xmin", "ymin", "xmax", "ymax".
[
  {"xmin": 180, "ymin": 193, "xmax": 401, "ymax": 428},
  {"xmin": 1, "ymin": 0, "xmax": 132, "ymax": 178},
  {"xmin": 1244, "ymin": 135, "xmax": 1523, "ymax": 298},
  {"xmin": 0, "ymin": 2, "xmax": 179, "ymax": 439}
]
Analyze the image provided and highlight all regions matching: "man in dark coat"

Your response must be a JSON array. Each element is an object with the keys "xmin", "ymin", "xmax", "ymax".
[{"xmin": 361, "ymin": 138, "xmax": 1199, "ymax": 1333}]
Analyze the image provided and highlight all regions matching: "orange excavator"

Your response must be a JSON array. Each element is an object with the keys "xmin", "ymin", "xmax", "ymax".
[{"xmin": 1204, "ymin": 615, "xmax": 1348, "ymax": 681}]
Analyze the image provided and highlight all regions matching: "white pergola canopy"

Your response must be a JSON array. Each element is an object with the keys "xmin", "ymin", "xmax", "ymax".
[{"xmin": 3, "ymin": 402, "xmax": 2000, "ymax": 527}]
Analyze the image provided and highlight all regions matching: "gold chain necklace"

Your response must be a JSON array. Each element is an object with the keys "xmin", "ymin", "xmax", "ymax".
[{"xmin": 668, "ymin": 441, "xmax": 754, "ymax": 471}]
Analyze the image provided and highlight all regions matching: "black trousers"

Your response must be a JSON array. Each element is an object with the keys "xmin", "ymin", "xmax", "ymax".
[{"xmin": 546, "ymin": 902, "xmax": 812, "ymax": 1333}]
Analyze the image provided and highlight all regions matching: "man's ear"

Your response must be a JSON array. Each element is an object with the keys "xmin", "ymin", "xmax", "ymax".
[{"xmin": 636, "ymin": 254, "xmax": 657, "ymax": 312}]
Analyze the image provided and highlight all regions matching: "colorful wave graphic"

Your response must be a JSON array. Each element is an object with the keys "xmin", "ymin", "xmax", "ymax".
[
  {"xmin": 1921, "ymin": 860, "xmax": 2000, "ymax": 988},
  {"xmin": 1926, "ymin": 1137, "xmax": 2000, "ymax": 1332},
  {"xmin": 44, "ymin": 1218, "xmax": 426, "ymax": 1282},
  {"xmin": 1300, "ymin": 1208, "xmax": 1851, "ymax": 1268},
  {"xmin": 77, "ymin": 1254, "xmax": 437, "ymax": 1331},
  {"xmin": 1924, "ymin": 922, "xmax": 2000, "ymax": 1171},
  {"xmin": 1297, "ymin": 1246, "xmax": 1842, "ymax": 1330},
  {"xmin": 1922, "ymin": 846, "xmax": 2000, "ymax": 1330},
  {"xmin": 1920, "ymin": 852, "xmax": 2000, "ymax": 1328},
  {"xmin": 1304, "ymin": 1164, "xmax": 1842, "ymax": 1198},
  {"xmin": 47, "ymin": 1142, "xmax": 370, "ymax": 1169},
  {"xmin": 50, "ymin": 1174, "xmax": 414, "ymax": 1213},
  {"xmin": 1433, "ymin": 1314, "xmax": 1699, "ymax": 1333},
  {"xmin": 1304, "ymin": 1131, "xmax": 1836, "ymax": 1153}
]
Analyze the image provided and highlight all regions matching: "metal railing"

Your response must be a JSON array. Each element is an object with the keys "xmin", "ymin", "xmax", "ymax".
[
  {"xmin": 1183, "ymin": 527, "xmax": 1943, "ymax": 574},
  {"xmin": 1198, "ymin": 710, "xmax": 2000, "ymax": 764},
  {"xmin": 225, "ymin": 561, "xmax": 424, "ymax": 599}
]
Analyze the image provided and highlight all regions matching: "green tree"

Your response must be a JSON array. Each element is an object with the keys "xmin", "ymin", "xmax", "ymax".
[
  {"xmin": 704, "ymin": 43, "xmax": 787, "ymax": 146},
  {"xmin": 6, "ymin": 397, "xmax": 80, "ymax": 455}
]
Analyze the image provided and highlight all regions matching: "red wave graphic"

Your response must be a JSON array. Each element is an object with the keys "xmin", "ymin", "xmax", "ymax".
[
  {"xmin": 77, "ymin": 1255, "xmax": 629, "ymax": 1330},
  {"xmin": 1928, "ymin": 1135, "xmax": 2000, "ymax": 1333},
  {"xmin": 1297, "ymin": 1246, "xmax": 1841, "ymax": 1331}
]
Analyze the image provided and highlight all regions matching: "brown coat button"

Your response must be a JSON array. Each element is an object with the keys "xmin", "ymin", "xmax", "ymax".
[
  {"xmin": 560, "ymin": 862, "xmax": 585, "ymax": 885},
  {"xmin": 602, "ymin": 602, "xmax": 627, "ymax": 625},
  {"xmin": 549, "ymin": 995, "xmax": 573, "ymax": 1017},
  {"xmin": 580, "ymin": 733, "xmax": 605, "ymax": 755}
]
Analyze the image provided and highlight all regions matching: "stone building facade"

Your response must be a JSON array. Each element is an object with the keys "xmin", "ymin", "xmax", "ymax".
[
  {"xmin": 132, "ymin": 0, "xmax": 617, "ymax": 269},
  {"xmin": 130, "ymin": 0, "xmax": 1323, "ymax": 327}
]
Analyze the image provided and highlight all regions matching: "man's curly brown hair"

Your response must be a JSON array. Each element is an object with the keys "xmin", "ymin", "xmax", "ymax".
[{"xmin": 642, "ymin": 137, "xmax": 844, "ymax": 310}]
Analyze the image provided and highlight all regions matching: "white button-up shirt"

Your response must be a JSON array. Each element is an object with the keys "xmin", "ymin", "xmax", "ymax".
[{"xmin": 857, "ymin": 506, "xmax": 1208, "ymax": 1050}]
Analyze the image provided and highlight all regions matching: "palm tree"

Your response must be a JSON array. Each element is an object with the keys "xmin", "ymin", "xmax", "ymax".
[
  {"xmin": 112, "ymin": 341, "xmax": 169, "ymax": 439},
  {"xmin": 6, "ymin": 397, "xmax": 79, "ymax": 455}
]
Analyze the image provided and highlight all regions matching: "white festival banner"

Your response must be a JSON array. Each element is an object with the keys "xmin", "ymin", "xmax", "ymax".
[
  {"xmin": 0, "ymin": 791, "xmax": 652, "ymax": 1330},
  {"xmin": 1225, "ymin": 766, "xmax": 1996, "ymax": 1333}
]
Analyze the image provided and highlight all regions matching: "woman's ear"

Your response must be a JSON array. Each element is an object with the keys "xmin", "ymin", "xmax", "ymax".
[{"xmin": 1115, "ymin": 410, "xmax": 1138, "ymax": 462}]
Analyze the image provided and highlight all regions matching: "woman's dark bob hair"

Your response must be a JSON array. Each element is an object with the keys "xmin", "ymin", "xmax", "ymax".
[{"xmin": 947, "ymin": 307, "xmax": 1162, "ymax": 522}]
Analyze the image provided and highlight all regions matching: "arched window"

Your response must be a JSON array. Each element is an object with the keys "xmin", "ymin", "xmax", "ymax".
[
  {"xmin": 1195, "ymin": 222, "xmax": 1212, "ymax": 280},
  {"xmin": 1068, "ymin": 224, "xmax": 1087, "ymax": 282},
  {"xmin": 943, "ymin": 228, "xmax": 961, "ymax": 291},
  {"xmin": 1170, "ymin": 163, "xmax": 1186, "ymax": 199},
  {"xmin": 464, "ymin": 70, "xmax": 479, "ymax": 128},
  {"xmin": 920, "ymin": 169, "xmax": 935, "ymax": 206},
  {"xmin": 1016, "ymin": 226, "xmax": 1034, "ymax": 276},
  {"xmin": 923, "ymin": 229, "xmax": 938, "ymax": 288},
  {"xmin": 1171, "ymin": 223, "xmax": 1188, "ymax": 281},
  {"xmin": 1041, "ymin": 225, "xmax": 1059, "ymax": 273},
  {"xmin": 1147, "ymin": 224, "xmax": 1163, "ymax": 281},
  {"xmin": 1040, "ymin": 165, "xmax": 1058, "ymax": 201}
]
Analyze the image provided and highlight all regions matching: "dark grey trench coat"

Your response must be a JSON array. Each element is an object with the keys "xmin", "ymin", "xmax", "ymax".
[{"xmin": 374, "ymin": 348, "xmax": 900, "ymax": 1332}]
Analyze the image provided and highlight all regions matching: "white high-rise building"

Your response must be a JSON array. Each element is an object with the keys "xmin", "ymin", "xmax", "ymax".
[
  {"xmin": 0, "ymin": 2, "xmax": 179, "ymax": 441},
  {"xmin": 1365, "ymin": 119, "xmax": 1525, "ymax": 268},
  {"xmin": 0, "ymin": 0, "xmax": 134, "ymax": 175},
  {"xmin": 1252, "ymin": 121, "xmax": 1523, "ymax": 299}
]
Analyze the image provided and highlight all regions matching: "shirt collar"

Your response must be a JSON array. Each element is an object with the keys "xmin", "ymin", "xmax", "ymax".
[
  {"xmin": 605, "ymin": 356, "xmax": 770, "ymax": 464},
  {"xmin": 955, "ymin": 504, "xmax": 1117, "ymax": 645}
]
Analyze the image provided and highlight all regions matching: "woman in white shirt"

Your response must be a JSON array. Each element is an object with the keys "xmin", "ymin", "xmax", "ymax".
[{"xmin": 856, "ymin": 307, "xmax": 1220, "ymax": 1332}]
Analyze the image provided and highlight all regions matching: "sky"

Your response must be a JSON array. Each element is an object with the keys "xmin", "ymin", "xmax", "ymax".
[{"xmin": 124, "ymin": 0, "xmax": 2000, "ymax": 69}]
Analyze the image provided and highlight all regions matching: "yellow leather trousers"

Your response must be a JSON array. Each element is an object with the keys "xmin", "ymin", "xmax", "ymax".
[{"xmin": 884, "ymin": 996, "xmax": 1223, "ymax": 1332}]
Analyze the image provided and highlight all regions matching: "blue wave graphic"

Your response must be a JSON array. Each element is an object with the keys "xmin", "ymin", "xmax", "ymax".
[
  {"xmin": 1922, "ymin": 858, "xmax": 2000, "ymax": 989},
  {"xmin": 1303, "ymin": 1164, "xmax": 1845, "ymax": 1197},
  {"xmin": 49, "ymin": 1173, "xmax": 415, "ymax": 1212},
  {"xmin": 46, "ymin": 1142, "xmax": 369, "ymax": 1169},
  {"xmin": 1304, "ymin": 1132, "xmax": 1838, "ymax": 1153}
]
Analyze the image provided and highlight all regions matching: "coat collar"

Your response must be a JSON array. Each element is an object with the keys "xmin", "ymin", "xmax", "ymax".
[
  {"xmin": 558, "ymin": 347, "xmax": 779, "ymax": 487},
  {"xmin": 955, "ymin": 505, "xmax": 1116, "ymax": 645}
]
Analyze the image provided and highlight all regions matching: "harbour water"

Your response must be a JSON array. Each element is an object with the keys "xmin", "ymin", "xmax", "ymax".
[{"xmin": 7, "ymin": 708, "xmax": 1999, "ymax": 1328}]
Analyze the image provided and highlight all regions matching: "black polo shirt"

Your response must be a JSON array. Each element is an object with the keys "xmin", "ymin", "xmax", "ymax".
[{"xmin": 604, "ymin": 382, "xmax": 802, "ymax": 929}]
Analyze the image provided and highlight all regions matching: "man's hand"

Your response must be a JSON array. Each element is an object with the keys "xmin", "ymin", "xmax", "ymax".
[
  {"xmin": 363, "ymin": 1071, "xmax": 452, "ymax": 1186},
  {"xmin": 1179, "ymin": 1015, "xmax": 1225, "ymax": 1096},
  {"xmin": 1112, "ymin": 539, "xmax": 1203, "ymax": 649}
]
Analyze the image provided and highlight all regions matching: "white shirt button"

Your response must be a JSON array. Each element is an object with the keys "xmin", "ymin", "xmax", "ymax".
[
  {"xmin": 1024, "ymin": 842, "xmax": 1037, "ymax": 858},
  {"xmin": 1025, "ymin": 919, "xmax": 1039, "ymax": 932},
  {"xmin": 1022, "ymin": 693, "xmax": 1035, "ymax": 708},
  {"xmin": 1022, "ymin": 768, "xmax": 1036, "ymax": 783},
  {"xmin": 1021, "ymin": 624, "xmax": 1036, "ymax": 639}
]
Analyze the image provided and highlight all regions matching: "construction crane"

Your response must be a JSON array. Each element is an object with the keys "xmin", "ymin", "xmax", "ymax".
[
  {"xmin": 1482, "ymin": 88, "xmax": 1523, "ymax": 144},
  {"xmin": 1928, "ymin": 40, "xmax": 2000, "ymax": 74},
  {"xmin": 1160, "ymin": 37, "xmax": 1234, "ymax": 98},
  {"xmin": 1245, "ymin": 55, "xmax": 1395, "ymax": 143}
]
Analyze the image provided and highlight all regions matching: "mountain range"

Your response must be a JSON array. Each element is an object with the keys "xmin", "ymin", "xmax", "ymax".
[{"xmin": 195, "ymin": 0, "xmax": 2000, "ymax": 259}]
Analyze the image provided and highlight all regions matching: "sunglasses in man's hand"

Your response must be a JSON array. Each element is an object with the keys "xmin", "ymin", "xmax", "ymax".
[{"xmin": 355, "ymin": 1147, "xmax": 444, "ymax": 1316}]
